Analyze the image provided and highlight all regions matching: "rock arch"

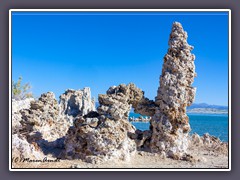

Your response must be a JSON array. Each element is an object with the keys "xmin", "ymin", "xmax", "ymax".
[{"xmin": 64, "ymin": 83, "xmax": 156, "ymax": 162}]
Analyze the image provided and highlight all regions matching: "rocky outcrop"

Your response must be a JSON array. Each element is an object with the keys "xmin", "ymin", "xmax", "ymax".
[
  {"xmin": 134, "ymin": 98, "xmax": 156, "ymax": 116},
  {"xmin": 64, "ymin": 115, "xmax": 137, "ymax": 163},
  {"xmin": 59, "ymin": 88, "xmax": 95, "ymax": 124},
  {"xmin": 17, "ymin": 87, "xmax": 96, "ymax": 142},
  {"xmin": 64, "ymin": 83, "xmax": 156, "ymax": 162},
  {"xmin": 12, "ymin": 88, "xmax": 96, "ymax": 160},
  {"xmin": 12, "ymin": 98, "xmax": 34, "ymax": 113},
  {"xmin": 19, "ymin": 92, "xmax": 70, "ymax": 142},
  {"xmin": 150, "ymin": 22, "xmax": 197, "ymax": 158},
  {"xmin": 190, "ymin": 133, "xmax": 228, "ymax": 155},
  {"xmin": 128, "ymin": 129, "xmax": 152, "ymax": 150},
  {"xmin": 12, "ymin": 98, "xmax": 45, "ymax": 159},
  {"xmin": 12, "ymin": 134, "xmax": 44, "ymax": 160},
  {"xmin": 97, "ymin": 83, "xmax": 149, "ymax": 119},
  {"xmin": 12, "ymin": 98, "xmax": 34, "ymax": 134}
]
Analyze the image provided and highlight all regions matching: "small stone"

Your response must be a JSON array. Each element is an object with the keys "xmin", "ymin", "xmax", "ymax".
[{"xmin": 70, "ymin": 164, "xmax": 81, "ymax": 168}]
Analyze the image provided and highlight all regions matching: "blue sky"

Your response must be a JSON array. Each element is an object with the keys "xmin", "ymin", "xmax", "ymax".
[{"xmin": 12, "ymin": 11, "xmax": 229, "ymax": 106}]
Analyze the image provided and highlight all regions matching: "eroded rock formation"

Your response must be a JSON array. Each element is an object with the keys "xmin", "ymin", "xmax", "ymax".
[
  {"xmin": 59, "ymin": 88, "xmax": 95, "ymax": 124},
  {"xmin": 12, "ymin": 88, "xmax": 96, "ymax": 159},
  {"xmin": 12, "ymin": 98, "xmax": 34, "ymax": 134},
  {"xmin": 64, "ymin": 83, "xmax": 155, "ymax": 162},
  {"xmin": 20, "ymin": 92, "xmax": 70, "ymax": 142},
  {"xmin": 190, "ymin": 133, "xmax": 228, "ymax": 155},
  {"xmin": 17, "ymin": 88, "xmax": 95, "ymax": 142},
  {"xmin": 12, "ymin": 134, "xmax": 44, "ymax": 160},
  {"xmin": 150, "ymin": 22, "xmax": 196, "ymax": 158}
]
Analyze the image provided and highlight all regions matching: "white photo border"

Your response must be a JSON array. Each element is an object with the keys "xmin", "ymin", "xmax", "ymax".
[{"xmin": 9, "ymin": 9, "xmax": 231, "ymax": 171}]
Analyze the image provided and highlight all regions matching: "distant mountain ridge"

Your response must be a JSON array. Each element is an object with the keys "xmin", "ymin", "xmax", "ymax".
[{"xmin": 187, "ymin": 103, "xmax": 228, "ymax": 110}]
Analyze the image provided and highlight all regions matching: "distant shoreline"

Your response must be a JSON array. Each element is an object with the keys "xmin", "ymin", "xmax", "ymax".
[{"xmin": 186, "ymin": 108, "xmax": 228, "ymax": 115}]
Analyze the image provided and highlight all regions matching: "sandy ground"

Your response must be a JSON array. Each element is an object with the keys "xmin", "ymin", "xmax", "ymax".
[{"xmin": 12, "ymin": 145, "xmax": 228, "ymax": 169}]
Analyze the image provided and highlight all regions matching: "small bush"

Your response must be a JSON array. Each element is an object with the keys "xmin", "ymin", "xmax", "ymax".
[{"xmin": 12, "ymin": 76, "xmax": 33, "ymax": 100}]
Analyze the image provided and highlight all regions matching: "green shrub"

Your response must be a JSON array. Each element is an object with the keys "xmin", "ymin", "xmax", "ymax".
[{"xmin": 12, "ymin": 76, "xmax": 33, "ymax": 100}]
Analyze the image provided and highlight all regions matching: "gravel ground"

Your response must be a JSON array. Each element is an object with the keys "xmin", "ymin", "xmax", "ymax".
[{"xmin": 12, "ymin": 144, "xmax": 229, "ymax": 170}]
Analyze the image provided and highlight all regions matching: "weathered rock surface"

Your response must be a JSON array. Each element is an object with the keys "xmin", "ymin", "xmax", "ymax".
[
  {"xmin": 12, "ymin": 134, "xmax": 44, "ymax": 159},
  {"xmin": 64, "ymin": 116, "xmax": 136, "ymax": 162},
  {"xmin": 128, "ymin": 129, "xmax": 152, "ymax": 150},
  {"xmin": 150, "ymin": 22, "xmax": 197, "ymax": 158},
  {"xmin": 20, "ymin": 92, "xmax": 70, "ymax": 142},
  {"xmin": 12, "ymin": 98, "xmax": 34, "ymax": 113},
  {"xmin": 64, "ymin": 83, "xmax": 156, "ymax": 162},
  {"xmin": 12, "ymin": 88, "xmax": 96, "ymax": 160},
  {"xmin": 12, "ymin": 98, "xmax": 34, "ymax": 134},
  {"xmin": 59, "ymin": 88, "xmax": 95, "ymax": 124},
  {"xmin": 189, "ymin": 133, "xmax": 228, "ymax": 157}
]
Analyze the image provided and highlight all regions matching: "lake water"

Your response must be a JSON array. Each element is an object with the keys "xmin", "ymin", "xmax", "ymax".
[{"xmin": 129, "ymin": 113, "xmax": 229, "ymax": 142}]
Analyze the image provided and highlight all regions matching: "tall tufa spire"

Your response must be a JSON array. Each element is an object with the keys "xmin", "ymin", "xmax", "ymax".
[{"xmin": 150, "ymin": 22, "xmax": 197, "ymax": 158}]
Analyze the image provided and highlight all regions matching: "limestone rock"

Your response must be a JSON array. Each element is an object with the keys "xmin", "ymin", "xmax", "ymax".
[
  {"xmin": 12, "ymin": 98, "xmax": 34, "ymax": 113},
  {"xmin": 189, "ymin": 133, "xmax": 228, "ymax": 155},
  {"xmin": 20, "ymin": 92, "xmax": 70, "ymax": 142},
  {"xmin": 12, "ymin": 98, "xmax": 34, "ymax": 134},
  {"xmin": 150, "ymin": 22, "xmax": 196, "ymax": 158},
  {"xmin": 12, "ymin": 134, "xmax": 44, "ymax": 160},
  {"xmin": 98, "ymin": 83, "xmax": 156, "ymax": 120},
  {"xmin": 134, "ymin": 98, "xmax": 156, "ymax": 116},
  {"xmin": 128, "ymin": 129, "xmax": 152, "ymax": 150},
  {"xmin": 64, "ymin": 117, "xmax": 136, "ymax": 162},
  {"xmin": 201, "ymin": 133, "xmax": 228, "ymax": 154},
  {"xmin": 191, "ymin": 133, "xmax": 203, "ymax": 146},
  {"xmin": 64, "ymin": 83, "xmax": 155, "ymax": 163},
  {"xmin": 12, "ymin": 88, "xmax": 96, "ymax": 161},
  {"xmin": 59, "ymin": 88, "xmax": 96, "ymax": 124}
]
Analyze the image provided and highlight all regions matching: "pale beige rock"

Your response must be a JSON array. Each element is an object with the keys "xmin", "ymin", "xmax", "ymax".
[
  {"xmin": 150, "ymin": 22, "xmax": 197, "ymax": 158},
  {"xmin": 12, "ymin": 98, "xmax": 34, "ymax": 134},
  {"xmin": 12, "ymin": 88, "xmax": 97, "ymax": 161},
  {"xmin": 20, "ymin": 92, "xmax": 70, "ymax": 142},
  {"xmin": 12, "ymin": 134, "xmax": 44, "ymax": 160},
  {"xmin": 191, "ymin": 133, "xmax": 203, "ymax": 146},
  {"xmin": 59, "ymin": 88, "xmax": 96, "ymax": 124},
  {"xmin": 201, "ymin": 133, "xmax": 228, "ymax": 155},
  {"xmin": 64, "ymin": 83, "xmax": 156, "ymax": 162},
  {"xmin": 12, "ymin": 98, "xmax": 34, "ymax": 113},
  {"xmin": 188, "ymin": 133, "xmax": 228, "ymax": 156}
]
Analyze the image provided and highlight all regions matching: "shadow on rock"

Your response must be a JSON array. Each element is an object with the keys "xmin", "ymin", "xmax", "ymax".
[{"xmin": 36, "ymin": 137, "xmax": 66, "ymax": 158}]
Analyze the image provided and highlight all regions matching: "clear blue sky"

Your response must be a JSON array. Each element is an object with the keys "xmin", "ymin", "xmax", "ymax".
[{"xmin": 12, "ymin": 11, "xmax": 229, "ymax": 106}]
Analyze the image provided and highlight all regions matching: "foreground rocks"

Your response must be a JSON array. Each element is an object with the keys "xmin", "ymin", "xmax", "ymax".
[
  {"xmin": 12, "ymin": 98, "xmax": 34, "ymax": 134},
  {"xmin": 20, "ymin": 92, "xmax": 70, "ymax": 142},
  {"xmin": 190, "ymin": 133, "xmax": 228, "ymax": 155},
  {"xmin": 12, "ymin": 88, "xmax": 96, "ymax": 159},
  {"xmin": 12, "ymin": 134, "xmax": 44, "ymax": 160},
  {"xmin": 64, "ymin": 83, "xmax": 155, "ymax": 162},
  {"xmin": 12, "ymin": 136, "xmax": 228, "ymax": 168}
]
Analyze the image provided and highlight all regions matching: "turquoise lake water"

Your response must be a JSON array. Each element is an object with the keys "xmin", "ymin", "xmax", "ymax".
[{"xmin": 129, "ymin": 113, "xmax": 229, "ymax": 142}]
